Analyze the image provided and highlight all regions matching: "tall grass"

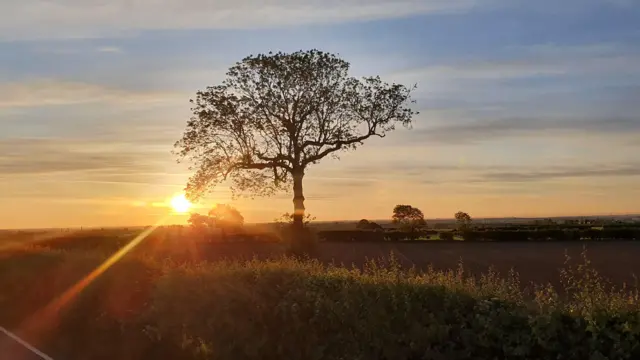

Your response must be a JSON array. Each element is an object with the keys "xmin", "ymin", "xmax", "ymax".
[{"xmin": 1, "ymin": 246, "xmax": 639, "ymax": 359}]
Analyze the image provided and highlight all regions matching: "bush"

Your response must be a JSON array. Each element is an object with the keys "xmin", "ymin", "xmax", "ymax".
[
  {"xmin": 461, "ymin": 230, "xmax": 480, "ymax": 242},
  {"xmin": 439, "ymin": 231, "xmax": 454, "ymax": 241},
  {"xmin": 457, "ymin": 228, "xmax": 640, "ymax": 242},
  {"xmin": 318, "ymin": 230, "xmax": 385, "ymax": 242},
  {"xmin": 356, "ymin": 219, "xmax": 384, "ymax": 231},
  {"xmin": 3, "ymin": 247, "xmax": 640, "ymax": 360},
  {"xmin": 150, "ymin": 255, "xmax": 640, "ymax": 360}
]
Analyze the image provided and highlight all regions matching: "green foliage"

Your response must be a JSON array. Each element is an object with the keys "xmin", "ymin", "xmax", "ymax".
[
  {"xmin": 3, "ymin": 243, "xmax": 640, "ymax": 359},
  {"xmin": 149, "ymin": 254, "xmax": 640, "ymax": 360}
]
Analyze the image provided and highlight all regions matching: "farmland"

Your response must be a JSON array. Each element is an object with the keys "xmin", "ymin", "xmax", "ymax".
[
  {"xmin": 2, "ymin": 225, "xmax": 640, "ymax": 359},
  {"xmin": 4, "ymin": 225, "xmax": 640, "ymax": 287}
]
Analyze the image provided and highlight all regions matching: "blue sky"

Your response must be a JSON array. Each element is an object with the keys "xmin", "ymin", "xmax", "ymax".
[{"xmin": 1, "ymin": 0, "xmax": 639, "ymax": 227}]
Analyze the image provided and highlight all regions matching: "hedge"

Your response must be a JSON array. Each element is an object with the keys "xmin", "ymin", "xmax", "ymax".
[
  {"xmin": 317, "ymin": 230, "xmax": 438, "ymax": 242},
  {"xmin": 150, "ymin": 257, "xmax": 640, "ymax": 360},
  {"xmin": 460, "ymin": 228, "xmax": 640, "ymax": 242},
  {"xmin": 317, "ymin": 228, "xmax": 640, "ymax": 243},
  {"xmin": 2, "ymin": 249, "xmax": 640, "ymax": 359}
]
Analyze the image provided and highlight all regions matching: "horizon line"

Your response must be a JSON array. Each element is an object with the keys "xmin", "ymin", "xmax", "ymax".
[{"xmin": 3, "ymin": 213, "xmax": 639, "ymax": 231}]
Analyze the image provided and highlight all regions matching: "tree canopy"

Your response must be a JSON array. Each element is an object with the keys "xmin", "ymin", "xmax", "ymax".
[
  {"xmin": 356, "ymin": 219, "xmax": 383, "ymax": 231},
  {"xmin": 175, "ymin": 49, "xmax": 417, "ymax": 244},
  {"xmin": 187, "ymin": 204, "xmax": 244, "ymax": 232},
  {"xmin": 454, "ymin": 211, "xmax": 472, "ymax": 230},
  {"xmin": 208, "ymin": 204, "xmax": 244, "ymax": 229},
  {"xmin": 392, "ymin": 205, "xmax": 426, "ymax": 232}
]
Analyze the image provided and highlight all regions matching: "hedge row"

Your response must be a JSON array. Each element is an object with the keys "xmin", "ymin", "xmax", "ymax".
[
  {"xmin": 3, "ymin": 248, "xmax": 640, "ymax": 359},
  {"xmin": 317, "ymin": 228, "xmax": 640, "ymax": 242},
  {"xmin": 461, "ymin": 228, "xmax": 640, "ymax": 242},
  {"xmin": 318, "ymin": 230, "xmax": 439, "ymax": 242},
  {"xmin": 152, "ymin": 257, "xmax": 640, "ymax": 360}
]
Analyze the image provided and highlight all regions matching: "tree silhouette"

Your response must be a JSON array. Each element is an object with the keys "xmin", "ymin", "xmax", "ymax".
[
  {"xmin": 207, "ymin": 204, "xmax": 244, "ymax": 240},
  {"xmin": 454, "ymin": 211, "xmax": 472, "ymax": 230},
  {"xmin": 209, "ymin": 204, "xmax": 244, "ymax": 227},
  {"xmin": 356, "ymin": 219, "xmax": 383, "ymax": 231},
  {"xmin": 187, "ymin": 213, "xmax": 213, "ymax": 231},
  {"xmin": 356, "ymin": 219, "xmax": 371, "ymax": 229},
  {"xmin": 392, "ymin": 205, "xmax": 426, "ymax": 232},
  {"xmin": 274, "ymin": 212, "xmax": 316, "ymax": 228},
  {"xmin": 175, "ymin": 49, "xmax": 417, "ymax": 249}
]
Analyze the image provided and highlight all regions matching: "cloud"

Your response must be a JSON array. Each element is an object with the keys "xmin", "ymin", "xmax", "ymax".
[
  {"xmin": 0, "ymin": 79, "xmax": 181, "ymax": 108},
  {"xmin": 0, "ymin": 0, "xmax": 479, "ymax": 40},
  {"xmin": 393, "ymin": 43, "xmax": 640, "ymax": 83},
  {"xmin": 0, "ymin": 138, "xmax": 160, "ymax": 176},
  {"xmin": 30, "ymin": 44, "xmax": 123, "ymax": 55},
  {"xmin": 480, "ymin": 166, "xmax": 640, "ymax": 182},
  {"xmin": 408, "ymin": 117, "xmax": 640, "ymax": 144},
  {"xmin": 95, "ymin": 46, "xmax": 122, "ymax": 53},
  {"xmin": 324, "ymin": 157, "xmax": 640, "ymax": 183}
]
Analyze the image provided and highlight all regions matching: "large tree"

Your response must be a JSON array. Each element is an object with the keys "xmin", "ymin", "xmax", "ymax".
[{"xmin": 175, "ymin": 49, "xmax": 417, "ymax": 242}]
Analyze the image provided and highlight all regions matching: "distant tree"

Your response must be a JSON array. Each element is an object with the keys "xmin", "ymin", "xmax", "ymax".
[
  {"xmin": 188, "ymin": 212, "xmax": 213, "ymax": 231},
  {"xmin": 274, "ymin": 212, "xmax": 315, "ymax": 229},
  {"xmin": 392, "ymin": 205, "xmax": 426, "ymax": 232},
  {"xmin": 454, "ymin": 211, "xmax": 472, "ymax": 230},
  {"xmin": 207, "ymin": 204, "xmax": 244, "ymax": 240},
  {"xmin": 174, "ymin": 49, "xmax": 417, "ymax": 252},
  {"xmin": 356, "ymin": 219, "xmax": 370, "ymax": 229},
  {"xmin": 356, "ymin": 219, "xmax": 383, "ymax": 231},
  {"xmin": 369, "ymin": 222, "xmax": 384, "ymax": 231}
]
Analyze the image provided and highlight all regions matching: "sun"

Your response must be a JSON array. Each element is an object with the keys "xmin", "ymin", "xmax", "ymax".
[{"xmin": 170, "ymin": 194, "xmax": 192, "ymax": 213}]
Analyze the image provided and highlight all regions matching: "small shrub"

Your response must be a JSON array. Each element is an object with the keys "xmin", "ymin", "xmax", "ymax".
[{"xmin": 439, "ymin": 231, "xmax": 454, "ymax": 241}]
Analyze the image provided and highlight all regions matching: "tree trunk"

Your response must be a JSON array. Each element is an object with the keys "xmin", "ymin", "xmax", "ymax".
[{"xmin": 292, "ymin": 169, "xmax": 305, "ymax": 233}]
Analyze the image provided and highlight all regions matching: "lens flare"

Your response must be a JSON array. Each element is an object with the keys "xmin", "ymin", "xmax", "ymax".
[{"xmin": 170, "ymin": 194, "xmax": 191, "ymax": 213}]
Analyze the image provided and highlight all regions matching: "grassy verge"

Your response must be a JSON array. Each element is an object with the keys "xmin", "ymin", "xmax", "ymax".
[{"xmin": 1, "ymin": 247, "xmax": 639, "ymax": 359}]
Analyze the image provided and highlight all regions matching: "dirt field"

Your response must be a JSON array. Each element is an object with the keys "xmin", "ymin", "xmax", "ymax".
[
  {"xmin": 315, "ymin": 242, "xmax": 640, "ymax": 287},
  {"xmin": 134, "ymin": 238, "xmax": 640, "ymax": 288},
  {"xmin": 3, "ymin": 229, "xmax": 640, "ymax": 288}
]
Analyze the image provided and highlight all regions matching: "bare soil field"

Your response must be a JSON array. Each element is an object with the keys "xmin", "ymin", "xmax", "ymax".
[
  {"xmin": 315, "ymin": 242, "xmax": 640, "ymax": 287},
  {"xmin": 133, "ymin": 239, "xmax": 640, "ymax": 287},
  {"xmin": 3, "ymin": 229, "xmax": 640, "ymax": 287}
]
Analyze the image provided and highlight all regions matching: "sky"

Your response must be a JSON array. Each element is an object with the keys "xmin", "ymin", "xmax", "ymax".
[{"xmin": 1, "ymin": 0, "xmax": 640, "ymax": 228}]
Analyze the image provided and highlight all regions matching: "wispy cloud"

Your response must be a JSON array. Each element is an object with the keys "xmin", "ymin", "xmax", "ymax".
[
  {"xmin": 393, "ymin": 43, "xmax": 640, "ymax": 83},
  {"xmin": 30, "ymin": 44, "xmax": 123, "ymax": 55},
  {"xmin": 0, "ymin": 79, "xmax": 181, "ymax": 108},
  {"xmin": 410, "ymin": 117, "xmax": 640, "ymax": 144},
  {"xmin": 0, "ymin": 0, "xmax": 480, "ymax": 40},
  {"xmin": 480, "ymin": 166, "xmax": 640, "ymax": 182},
  {"xmin": 330, "ymin": 160, "xmax": 640, "ymax": 185},
  {"xmin": 0, "ymin": 138, "xmax": 160, "ymax": 176},
  {"xmin": 95, "ymin": 46, "xmax": 122, "ymax": 53}
]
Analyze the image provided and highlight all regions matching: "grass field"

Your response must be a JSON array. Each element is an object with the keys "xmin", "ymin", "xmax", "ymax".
[{"xmin": 1, "ymin": 228, "xmax": 640, "ymax": 359}]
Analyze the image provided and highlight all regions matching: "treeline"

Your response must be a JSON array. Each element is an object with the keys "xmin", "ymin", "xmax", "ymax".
[
  {"xmin": 318, "ymin": 227, "xmax": 640, "ymax": 242},
  {"xmin": 460, "ymin": 227, "xmax": 640, "ymax": 242}
]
